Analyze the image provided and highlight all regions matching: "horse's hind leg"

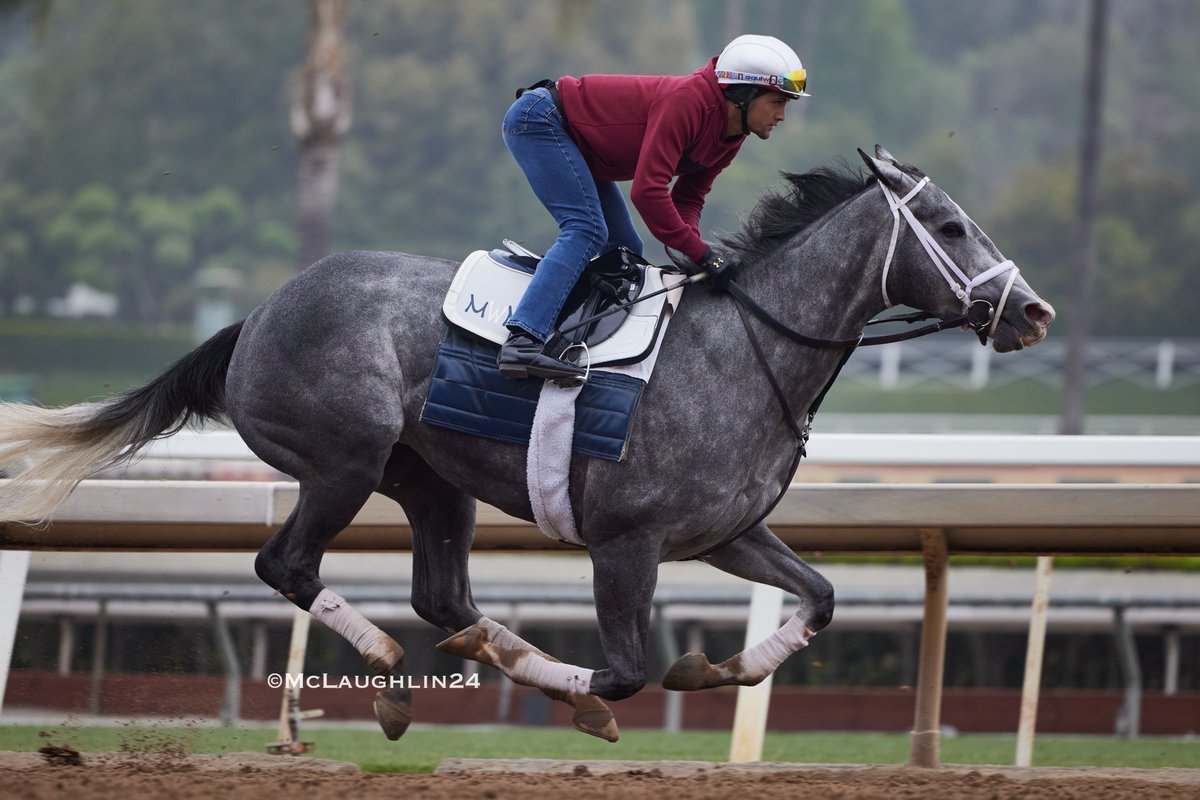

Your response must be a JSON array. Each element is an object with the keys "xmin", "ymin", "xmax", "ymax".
[
  {"xmin": 662, "ymin": 521, "xmax": 834, "ymax": 691},
  {"xmin": 379, "ymin": 449, "xmax": 618, "ymax": 742},
  {"xmin": 254, "ymin": 476, "xmax": 413, "ymax": 740}
]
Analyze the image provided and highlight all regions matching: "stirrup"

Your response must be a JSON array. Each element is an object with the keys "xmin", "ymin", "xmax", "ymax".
[
  {"xmin": 498, "ymin": 338, "xmax": 586, "ymax": 384},
  {"xmin": 523, "ymin": 355, "xmax": 586, "ymax": 384},
  {"xmin": 550, "ymin": 342, "xmax": 590, "ymax": 388}
]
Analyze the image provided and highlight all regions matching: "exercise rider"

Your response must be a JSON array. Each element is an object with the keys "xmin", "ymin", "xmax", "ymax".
[{"xmin": 498, "ymin": 34, "xmax": 810, "ymax": 382}]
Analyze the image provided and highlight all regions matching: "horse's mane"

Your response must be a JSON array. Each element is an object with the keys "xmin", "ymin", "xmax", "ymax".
[{"xmin": 721, "ymin": 163, "xmax": 876, "ymax": 264}]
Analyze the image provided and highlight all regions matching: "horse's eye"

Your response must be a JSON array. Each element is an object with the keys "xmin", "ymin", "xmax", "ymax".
[{"xmin": 940, "ymin": 222, "xmax": 966, "ymax": 238}]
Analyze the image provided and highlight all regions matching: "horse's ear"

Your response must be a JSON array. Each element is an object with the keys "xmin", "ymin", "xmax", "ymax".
[
  {"xmin": 858, "ymin": 147, "xmax": 906, "ymax": 191},
  {"xmin": 875, "ymin": 144, "xmax": 926, "ymax": 178}
]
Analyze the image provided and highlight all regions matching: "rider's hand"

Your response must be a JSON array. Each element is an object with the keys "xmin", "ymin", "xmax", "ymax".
[{"xmin": 697, "ymin": 246, "xmax": 737, "ymax": 292}]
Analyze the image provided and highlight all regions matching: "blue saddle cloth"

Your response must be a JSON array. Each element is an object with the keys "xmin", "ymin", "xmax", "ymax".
[{"xmin": 419, "ymin": 327, "xmax": 645, "ymax": 462}]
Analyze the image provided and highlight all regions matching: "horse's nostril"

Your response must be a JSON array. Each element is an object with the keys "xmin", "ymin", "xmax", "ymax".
[{"xmin": 1025, "ymin": 301, "xmax": 1056, "ymax": 328}]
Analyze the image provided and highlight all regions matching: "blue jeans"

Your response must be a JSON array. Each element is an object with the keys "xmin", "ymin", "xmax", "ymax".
[{"xmin": 502, "ymin": 88, "xmax": 643, "ymax": 342}]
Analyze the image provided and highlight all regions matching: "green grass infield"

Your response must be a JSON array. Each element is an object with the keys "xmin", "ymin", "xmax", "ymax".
[{"xmin": 1, "ymin": 724, "xmax": 1195, "ymax": 774}]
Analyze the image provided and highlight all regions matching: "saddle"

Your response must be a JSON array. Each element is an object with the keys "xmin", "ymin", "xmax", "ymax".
[
  {"xmin": 441, "ymin": 241, "xmax": 675, "ymax": 367},
  {"xmin": 423, "ymin": 241, "xmax": 686, "ymax": 462}
]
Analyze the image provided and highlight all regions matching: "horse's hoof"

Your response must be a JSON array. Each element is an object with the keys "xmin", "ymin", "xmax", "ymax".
[
  {"xmin": 436, "ymin": 624, "xmax": 486, "ymax": 660},
  {"xmin": 374, "ymin": 687, "xmax": 412, "ymax": 740},
  {"xmin": 570, "ymin": 695, "xmax": 619, "ymax": 742},
  {"xmin": 661, "ymin": 652, "xmax": 717, "ymax": 691}
]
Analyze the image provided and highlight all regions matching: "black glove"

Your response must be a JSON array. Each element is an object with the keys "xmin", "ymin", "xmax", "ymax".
[{"xmin": 697, "ymin": 246, "xmax": 737, "ymax": 292}]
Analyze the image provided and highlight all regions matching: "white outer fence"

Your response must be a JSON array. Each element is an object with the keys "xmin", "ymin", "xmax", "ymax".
[{"xmin": 841, "ymin": 336, "xmax": 1200, "ymax": 391}]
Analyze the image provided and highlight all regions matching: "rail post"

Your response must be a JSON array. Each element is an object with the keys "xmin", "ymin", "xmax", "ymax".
[
  {"xmin": 729, "ymin": 583, "xmax": 785, "ymax": 763},
  {"xmin": 1015, "ymin": 556, "xmax": 1054, "ymax": 766},
  {"xmin": 908, "ymin": 528, "xmax": 949, "ymax": 768},
  {"xmin": 0, "ymin": 550, "xmax": 30, "ymax": 717}
]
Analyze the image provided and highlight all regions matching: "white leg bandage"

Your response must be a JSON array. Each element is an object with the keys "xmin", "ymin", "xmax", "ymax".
[
  {"xmin": 311, "ymin": 588, "xmax": 398, "ymax": 670},
  {"xmin": 477, "ymin": 616, "xmax": 533, "ymax": 652},
  {"xmin": 509, "ymin": 652, "xmax": 594, "ymax": 695},
  {"xmin": 736, "ymin": 616, "xmax": 813, "ymax": 678}
]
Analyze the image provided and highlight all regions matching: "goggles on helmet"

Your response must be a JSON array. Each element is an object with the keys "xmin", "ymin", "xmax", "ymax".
[{"xmin": 715, "ymin": 67, "xmax": 807, "ymax": 96}]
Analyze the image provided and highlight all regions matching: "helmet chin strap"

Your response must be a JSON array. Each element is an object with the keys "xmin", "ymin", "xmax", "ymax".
[{"xmin": 725, "ymin": 86, "xmax": 764, "ymax": 137}]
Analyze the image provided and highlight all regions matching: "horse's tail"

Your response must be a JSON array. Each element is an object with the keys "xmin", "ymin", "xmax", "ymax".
[{"xmin": 0, "ymin": 320, "xmax": 245, "ymax": 523}]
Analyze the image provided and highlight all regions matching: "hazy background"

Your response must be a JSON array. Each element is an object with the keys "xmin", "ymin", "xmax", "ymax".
[{"xmin": 0, "ymin": 0, "xmax": 1196, "ymax": 421}]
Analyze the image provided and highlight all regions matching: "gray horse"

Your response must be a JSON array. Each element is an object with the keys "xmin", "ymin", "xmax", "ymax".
[{"xmin": 0, "ymin": 147, "xmax": 1054, "ymax": 742}]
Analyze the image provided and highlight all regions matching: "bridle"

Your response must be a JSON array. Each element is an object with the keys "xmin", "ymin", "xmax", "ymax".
[
  {"xmin": 726, "ymin": 175, "xmax": 1021, "ymax": 353},
  {"xmin": 690, "ymin": 173, "xmax": 1026, "ymax": 559},
  {"xmin": 877, "ymin": 176, "xmax": 1019, "ymax": 345},
  {"xmin": 693, "ymin": 174, "xmax": 1024, "ymax": 558},
  {"xmin": 723, "ymin": 174, "xmax": 1024, "ymax": 450}
]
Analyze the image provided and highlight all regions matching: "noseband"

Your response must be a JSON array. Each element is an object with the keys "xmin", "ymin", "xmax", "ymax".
[{"xmin": 878, "ymin": 177, "xmax": 1019, "ymax": 344}]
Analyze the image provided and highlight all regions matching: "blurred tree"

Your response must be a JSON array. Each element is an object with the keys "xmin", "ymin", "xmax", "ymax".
[
  {"xmin": 905, "ymin": 0, "xmax": 1074, "ymax": 64},
  {"xmin": 1060, "ymin": 0, "xmax": 1107, "ymax": 436},
  {"xmin": 0, "ymin": 184, "xmax": 62, "ymax": 315},
  {"xmin": 292, "ymin": 0, "xmax": 353, "ymax": 270},
  {"xmin": 190, "ymin": 187, "xmax": 246, "ymax": 265},
  {"xmin": 32, "ymin": 182, "xmax": 290, "ymax": 322},
  {"xmin": 0, "ymin": 0, "xmax": 52, "ymax": 40},
  {"xmin": 990, "ymin": 154, "xmax": 1194, "ymax": 336},
  {"xmin": 1104, "ymin": 0, "xmax": 1200, "ymax": 188},
  {"xmin": 338, "ymin": 0, "xmax": 699, "ymax": 258},
  {"xmin": 0, "ymin": 0, "xmax": 1195, "ymax": 338},
  {"xmin": 44, "ymin": 185, "xmax": 140, "ymax": 311},
  {"xmin": 4, "ymin": 1, "xmax": 304, "ymax": 200}
]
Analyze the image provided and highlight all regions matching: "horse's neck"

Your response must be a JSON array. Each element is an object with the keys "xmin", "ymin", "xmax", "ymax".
[
  {"xmin": 729, "ymin": 192, "xmax": 891, "ymax": 413},
  {"xmin": 738, "ymin": 192, "xmax": 890, "ymax": 344}
]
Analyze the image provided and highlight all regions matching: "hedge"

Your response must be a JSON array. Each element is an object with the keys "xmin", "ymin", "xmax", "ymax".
[{"xmin": 0, "ymin": 318, "xmax": 195, "ymax": 373}]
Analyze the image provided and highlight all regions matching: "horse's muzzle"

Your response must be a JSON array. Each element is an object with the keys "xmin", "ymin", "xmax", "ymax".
[
  {"xmin": 993, "ymin": 298, "xmax": 1056, "ymax": 353},
  {"xmin": 1020, "ymin": 299, "xmax": 1056, "ymax": 346}
]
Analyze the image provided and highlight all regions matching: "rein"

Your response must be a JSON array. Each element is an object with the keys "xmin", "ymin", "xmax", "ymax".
[
  {"xmin": 553, "ymin": 177, "xmax": 1021, "ymax": 449},
  {"xmin": 726, "ymin": 280, "xmax": 985, "ymax": 350},
  {"xmin": 726, "ymin": 175, "xmax": 1023, "ymax": 450},
  {"xmin": 727, "ymin": 177, "xmax": 1021, "ymax": 353},
  {"xmin": 691, "ymin": 173, "xmax": 1023, "ymax": 561},
  {"xmin": 694, "ymin": 176, "xmax": 1018, "ymax": 558}
]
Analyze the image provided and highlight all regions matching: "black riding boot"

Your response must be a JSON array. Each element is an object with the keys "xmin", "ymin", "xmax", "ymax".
[{"xmin": 497, "ymin": 331, "xmax": 586, "ymax": 382}]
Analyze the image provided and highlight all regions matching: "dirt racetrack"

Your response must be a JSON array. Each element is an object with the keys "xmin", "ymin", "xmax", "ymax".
[{"xmin": 2, "ymin": 751, "xmax": 1199, "ymax": 799}]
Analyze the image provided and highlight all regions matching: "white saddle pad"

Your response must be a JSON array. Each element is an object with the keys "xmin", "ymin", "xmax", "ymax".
[{"xmin": 443, "ymin": 250, "xmax": 677, "ymax": 367}]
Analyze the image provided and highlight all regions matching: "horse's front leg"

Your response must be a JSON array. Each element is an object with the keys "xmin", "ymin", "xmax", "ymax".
[
  {"xmin": 584, "ymin": 534, "xmax": 660, "ymax": 699},
  {"xmin": 438, "ymin": 533, "xmax": 659, "ymax": 702},
  {"xmin": 381, "ymin": 451, "xmax": 620, "ymax": 742},
  {"xmin": 662, "ymin": 521, "xmax": 834, "ymax": 690},
  {"xmin": 438, "ymin": 617, "xmax": 619, "ymax": 741}
]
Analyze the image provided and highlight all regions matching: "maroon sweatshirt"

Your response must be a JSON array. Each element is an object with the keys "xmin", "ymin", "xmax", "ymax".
[{"xmin": 556, "ymin": 57, "xmax": 743, "ymax": 264}]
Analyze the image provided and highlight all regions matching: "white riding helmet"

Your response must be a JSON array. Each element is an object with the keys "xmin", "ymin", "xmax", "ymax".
[{"xmin": 715, "ymin": 34, "xmax": 809, "ymax": 98}]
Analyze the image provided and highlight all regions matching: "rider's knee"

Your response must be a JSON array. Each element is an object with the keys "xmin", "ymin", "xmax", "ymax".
[{"xmin": 562, "ymin": 216, "xmax": 608, "ymax": 259}]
